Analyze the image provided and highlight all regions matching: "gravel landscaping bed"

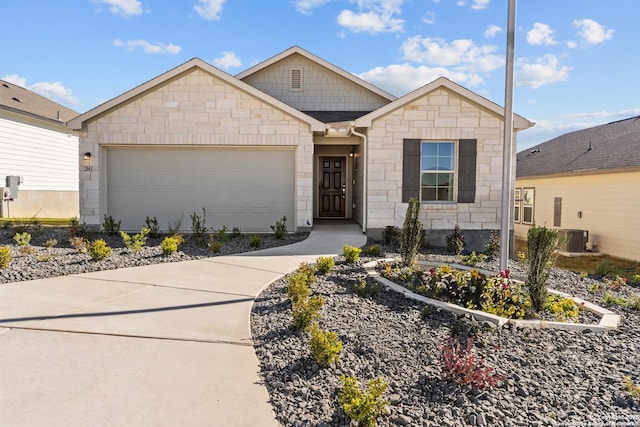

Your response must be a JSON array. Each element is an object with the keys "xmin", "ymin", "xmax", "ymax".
[
  {"xmin": 0, "ymin": 226, "xmax": 308, "ymax": 284},
  {"xmin": 251, "ymin": 249, "xmax": 640, "ymax": 427}
]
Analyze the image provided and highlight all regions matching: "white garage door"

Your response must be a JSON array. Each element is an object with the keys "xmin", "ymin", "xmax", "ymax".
[{"xmin": 106, "ymin": 147, "xmax": 295, "ymax": 233}]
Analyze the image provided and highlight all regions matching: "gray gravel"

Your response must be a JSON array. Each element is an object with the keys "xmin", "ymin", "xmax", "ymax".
[{"xmin": 251, "ymin": 249, "xmax": 640, "ymax": 427}]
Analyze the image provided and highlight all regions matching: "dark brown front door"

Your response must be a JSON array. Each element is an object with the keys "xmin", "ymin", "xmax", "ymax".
[{"xmin": 319, "ymin": 157, "xmax": 346, "ymax": 217}]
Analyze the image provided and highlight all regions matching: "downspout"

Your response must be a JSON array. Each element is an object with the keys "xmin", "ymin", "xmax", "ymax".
[{"xmin": 349, "ymin": 126, "xmax": 367, "ymax": 234}]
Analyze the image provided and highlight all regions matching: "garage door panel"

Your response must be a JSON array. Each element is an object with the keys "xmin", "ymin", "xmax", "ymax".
[{"xmin": 106, "ymin": 148, "xmax": 294, "ymax": 232}]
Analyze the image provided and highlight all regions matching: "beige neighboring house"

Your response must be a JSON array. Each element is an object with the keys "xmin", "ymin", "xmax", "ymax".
[
  {"xmin": 0, "ymin": 80, "xmax": 79, "ymax": 218},
  {"xmin": 515, "ymin": 116, "xmax": 640, "ymax": 261},
  {"xmin": 68, "ymin": 46, "xmax": 533, "ymax": 251}
]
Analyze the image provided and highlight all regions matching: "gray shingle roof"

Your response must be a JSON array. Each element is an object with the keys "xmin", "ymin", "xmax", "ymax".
[
  {"xmin": 0, "ymin": 80, "xmax": 78, "ymax": 124},
  {"xmin": 516, "ymin": 116, "xmax": 640, "ymax": 177},
  {"xmin": 302, "ymin": 111, "xmax": 371, "ymax": 123}
]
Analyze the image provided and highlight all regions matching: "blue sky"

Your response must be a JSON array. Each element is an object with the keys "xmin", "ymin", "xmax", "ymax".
[{"xmin": 2, "ymin": 0, "xmax": 638, "ymax": 151}]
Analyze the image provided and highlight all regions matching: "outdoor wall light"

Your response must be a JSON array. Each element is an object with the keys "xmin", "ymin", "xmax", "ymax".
[
  {"xmin": 83, "ymin": 152, "xmax": 92, "ymax": 160},
  {"xmin": 349, "ymin": 151, "xmax": 354, "ymax": 157}
]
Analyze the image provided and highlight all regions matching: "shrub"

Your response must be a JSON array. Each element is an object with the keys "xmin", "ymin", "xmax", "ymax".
[
  {"xmin": 364, "ymin": 245, "xmax": 380, "ymax": 256},
  {"xmin": 526, "ymin": 225, "xmax": 559, "ymax": 311},
  {"xmin": 287, "ymin": 265, "xmax": 315, "ymax": 304},
  {"xmin": 69, "ymin": 217, "xmax": 87, "ymax": 237},
  {"xmin": 594, "ymin": 260, "xmax": 612, "ymax": 278},
  {"xmin": 161, "ymin": 236, "xmax": 180, "ymax": 255},
  {"xmin": 43, "ymin": 239, "xmax": 57, "ymax": 248},
  {"xmin": 190, "ymin": 208, "xmax": 208, "ymax": 242},
  {"xmin": 215, "ymin": 225, "xmax": 230, "ymax": 243},
  {"xmin": 441, "ymin": 336, "xmax": 504, "ymax": 390},
  {"xmin": 446, "ymin": 224, "xmax": 466, "ymax": 255},
  {"xmin": 343, "ymin": 245, "xmax": 362, "ymax": 263},
  {"xmin": 102, "ymin": 215, "xmax": 121, "ymax": 236},
  {"xmin": 401, "ymin": 197, "xmax": 422, "ymax": 266},
  {"xmin": 338, "ymin": 376, "xmax": 389, "ymax": 427},
  {"xmin": 231, "ymin": 227, "xmax": 241, "ymax": 239},
  {"xmin": 381, "ymin": 225, "xmax": 400, "ymax": 246},
  {"xmin": 0, "ymin": 246, "xmax": 11, "ymax": 269},
  {"xmin": 88, "ymin": 239, "xmax": 111, "ymax": 261},
  {"xmin": 353, "ymin": 278, "xmax": 381, "ymax": 298},
  {"xmin": 69, "ymin": 236, "xmax": 89, "ymax": 253},
  {"xmin": 19, "ymin": 246, "xmax": 35, "ymax": 256},
  {"xmin": 484, "ymin": 230, "xmax": 500, "ymax": 259},
  {"xmin": 308, "ymin": 323, "xmax": 342, "ymax": 367},
  {"xmin": 291, "ymin": 295, "xmax": 324, "ymax": 331},
  {"xmin": 144, "ymin": 216, "xmax": 160, "ymax": 238},
  {"xmin": 120, "ymin": 228, "xmax": 150, "ymax": 253},
  {"xmin": 602, "ymin": 292, "xmax": 640, "ymax": 311},
  {"xmin": 271, "ymin": 216, "xmax": 287, "ymax": 239},
  {"xmin": 604, "ymin": 275, "xmax": 628, "ymax": 290},
  {"xmin": 316, "ymin": 256, "xmax": 335, "ymax": 274},
  {"xmin": 38, "ymin": 254, "xmax": 54, "ymax": 263},
  {"xmin": 168, "ymin": 215, "xmax": 184, "ymax": 236},
  {"xmin": 13, "ymin": 232, "xmax": 31, "ymax": 246},
  {"xmin": 623, "ymin": 376, "xmax": 640, "ymax": 402},
  {"xmin": 208, "ymin": 234, "xmax": 223, "ymax": 253},
  {"xmin": 248, "ymin": 234, "xmax": 262, "ymax": 248},
  {"xmin": 460, "ymin": 251, "xmax": 488, "ymax": 266}
]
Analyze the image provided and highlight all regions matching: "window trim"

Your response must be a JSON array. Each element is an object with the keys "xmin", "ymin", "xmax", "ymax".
[
  {"xmin": 522, "ymin": 187, "xmax": 535, "ymax": 225},
  {"xmin": 514, "ymin": 187, "xmax": 521, "ymax": 224},
  {"xmin": 419, "ymin": 141, "xmax": 457, "ymax": 203}
]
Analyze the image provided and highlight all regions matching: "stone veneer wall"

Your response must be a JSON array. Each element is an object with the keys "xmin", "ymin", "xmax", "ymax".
[
  {"xmin": 365, "ymin": 87, "xmax": 518, "ymax": 251},
  {"xmin": 78, "ymin": 69, "xmax": 314, "ymax": 231}
]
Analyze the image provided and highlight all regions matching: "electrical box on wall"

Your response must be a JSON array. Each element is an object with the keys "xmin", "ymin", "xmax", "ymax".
[{"xmin": 4, "ymin": 176, "xmax": 23, "ymax": 200}]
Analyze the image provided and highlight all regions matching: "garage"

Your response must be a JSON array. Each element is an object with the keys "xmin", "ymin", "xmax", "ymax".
[{"xmin": 106, "ymin": 146, "xmax": 295, "ymax": 233}]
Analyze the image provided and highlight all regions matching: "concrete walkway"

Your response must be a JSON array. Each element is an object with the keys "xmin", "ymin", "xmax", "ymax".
[{"xmin": 0, "ymin": 223, "xmax": 366, "ymax": 426}]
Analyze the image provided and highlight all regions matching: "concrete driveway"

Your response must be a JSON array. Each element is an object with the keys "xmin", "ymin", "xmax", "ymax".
[{"xmin": 0, "ymin": 223, "xmax": 366, "ymax": 426}]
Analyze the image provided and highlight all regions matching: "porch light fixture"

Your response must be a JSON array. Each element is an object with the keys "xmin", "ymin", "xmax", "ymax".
[
  {"xmin": 349, "ymin": 151, "xmax": 354, "ymax": 157},
  {"xmin": 83, "ymin": 152, "xmax": 92, "ymax": 160}
]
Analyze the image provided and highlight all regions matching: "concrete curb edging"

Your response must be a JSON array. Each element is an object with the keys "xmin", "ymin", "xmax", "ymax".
[{"xmin": 364, "ymin": 260, "xmax": 621, "ymax": 332}]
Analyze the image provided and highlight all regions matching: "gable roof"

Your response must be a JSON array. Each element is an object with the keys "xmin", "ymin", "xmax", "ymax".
[
  {"xmin": 0, "ymin": 80, "xmax": 78, "ymax": 124},
  {"xmin": 516, "ymin": 116, "xmax": 640, "ymax": 178},
  {"xmin": 67, "ymin": 57, "xmax": 325, "ymax": 131},
  {"xmin": 354, "ymin": 77, "xmax": 533, "ymax": 130},
  {"xmin": 235, "ymin": 46, "xmax": 397, "ymax": 103}
]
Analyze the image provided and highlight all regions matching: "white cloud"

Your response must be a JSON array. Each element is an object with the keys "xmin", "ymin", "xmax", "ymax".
[
  {"xmin": 212, "ymin": 51, "xmax": 242, "ymax": 69},
  {"xmin": 291, "ymin": 0, "xmax": 332, "ymax": 14},
  {"xmin": 516, "ymin": 54, "xmax": 570, "ymax": 89},
  {"xmin": 402, "ymin": 36, "xmax": 503, "ymax": 73},
  {"xmin": 1, "ymin": 74, "xmax": 80, "ymax": 107},
  {"xmin": 484, "ymin": 24, "xmax": 502, "ymax": 38},
  {"xmin": 566, "ymin": 40, "xmax": 577, "ymax": 49},
  {"xmin": 526, "ymin": 22, "xmax": 557, "ymax": 46},
  {"xmin": 422, "ymin": 11, "xmax": 436, "ymax": 25},
  {"xmin": 93, "ymin": 0, "xmax": 142, "ymax": 17},
  {"xmin": 358, "ymin": 63, "xmax": 483, "ymax": 97},
  {"xmin": 336, "ymin": 0, "xmax": 405, "ymax": 34},
  {"xmin": 113, "ymin": 39, "xmax": 181, "ymax": 54},
  {"xmin": 194, "ymin": 0, "xmax": 226, "ymax": 20},
  {"xmin": 471, "ymin": 0, "xmax": 490, "ymax": 10},
  {"xmin": 573, "ymin": 18, "xmax": 614, "ymax": 45}
]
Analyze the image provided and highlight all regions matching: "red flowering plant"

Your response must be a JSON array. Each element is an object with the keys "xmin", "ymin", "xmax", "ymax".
[{"xmin": 441, "ymin": 336, "xmax": 505, "ymax": 390}]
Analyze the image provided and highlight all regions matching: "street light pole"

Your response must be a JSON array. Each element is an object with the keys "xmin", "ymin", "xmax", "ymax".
[{"xmin": 500, "ymin": 0, "xmax": 517, "ymax": 271}]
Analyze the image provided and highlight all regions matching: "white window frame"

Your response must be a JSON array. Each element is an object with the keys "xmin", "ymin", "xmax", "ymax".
[
  {"xmin": 420, "ymin": 141, "xmax": 457, "ymax": 203},
  {"xmin": 522, "ymin": 187, "xmax": 535, "ymax": 225},
  {"xmin": 514, "ymin": 187, "xmax": 521, "ymax": 223}
]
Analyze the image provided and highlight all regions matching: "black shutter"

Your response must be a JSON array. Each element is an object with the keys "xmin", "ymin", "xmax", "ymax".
[
  {"xmin": 457, "ymin": 139, "xmax": 477, "ymax": 203},
  {"xmin": 402, "ymin": 139, "xmax": 421, "ymax": 202}
]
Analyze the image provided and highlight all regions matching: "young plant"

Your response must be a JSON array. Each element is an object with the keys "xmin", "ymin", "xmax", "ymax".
[
  {"xmin": 291, "ymin": 295, "xmax": 324, "ymax": 331},
  {"xmin": 364, "ymin": 245, "xmax": 381, "ymax": 256},
  {"xmin": 441, "ymin": 336, "xmax": 504, "ymax": 390},
  {"xmin": 343, "ymin": 245, "xmax": 362, "ymax": 263},
  {"xmin": 231, "ymin": 227, "xmax": 241, "ymax": 239},
  {"xmin": 43, "ymin": 239, "xmax": 57, "ymax": 248},
  {"xmin": 308, "ymin": 323, "xmax": 342, "ymax": 368},
  {"xmin": 484, "ymin": 230, "xmax": 500, "ymax": 259},
  {"xmin": 161, "ymin": 236, "xmax": 180, "ymax": 255},
  {"xmin": 13, "ymin": 232, "xmax": 31, "ymax": 246},
  {"xmin": 461, "ymin": 251, "xmax": 488, "ymax": 267},
  {"xmin": 144, "ymin": 216, "xmax": 160, "ymax": 238},
  {"xmin": 623, "ymin": 376, "xmax": 640, "ymax": 402},
  {"xmin": 353, "ymin": 278, "xmax": 381, "ymax": 298},
  {"xmin": 271, "ymin": 216, "xmax": 287, "ymax": 239},
  {"xmin": 526, "ymin": 225, "xmax": 559, "ymax": 311},
  {"xmin": 316, "ymin": 256, "xmax": 335, "ymax": 274},
  {"xmin": 287, "ymin": 265, "xmax": 315, "ymax": 304},
  {"xmin": 338, "ymin": 376, "xmax": 389, "ymax": 427},
  {"xmin": 381, "ymin": 225, "xmax": 400, "ymax": 246},
  {"xmin": 216, "ymin": 225, "xmax": 230, "ymax": 243},
  {"xmin": 248, "ymin": 234, "xmax": 262, "ymax": 248},
  {"xmin": 594, "ymin": 260, "xmax": 612, "ymax": 278},
  {"xmin": 68, "ymin": 217, "xmax": 87, "ymax": 237},
  {"xmin": 168, "ymin": 215, "xmax": 184, "ymax": 236},
  {"xmin": 401, "ymin": 197, "xmax": 422, "ymax": 266},
  {"xmin": 446, "ymin": 224, "xmax": 466, "ymax": 255},
  {"xmin": 0, "ymin": 246, "xmax": 11, "ymax": 269},
  {"xmin": 190, "ymin": 208, "xmax": 208, "ymax": 242},
  {"xmin": 102, "ymin": 215, "xmax": 121, "ymax": 236},
  {"xmin": 208, "ymin": 234, "xmax": 223, "ymax": 253},
  {"xmin": 120, "ymin": 228, "xmax": 150, "ymax": 253},
  {"xmin": 88, "ymin": 239, "xmax": 111, "ymax": 261}
]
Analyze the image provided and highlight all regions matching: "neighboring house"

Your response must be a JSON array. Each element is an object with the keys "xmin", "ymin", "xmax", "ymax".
[
  {"xmin": 67, "ymin": 46, "xmax": 533, "ymax": 251},
  {"xmin": 515, "ymin": 116, "xmax": 640, "ymax": 261},
  {"xmin": 0, "ymin": 80, "xmax": 79, "ymax": 218}
]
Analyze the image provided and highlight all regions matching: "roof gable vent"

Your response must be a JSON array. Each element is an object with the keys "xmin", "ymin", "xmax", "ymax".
[{"xmin": 290, "ymin": 68, "xmax": 302, "ymax": 91}]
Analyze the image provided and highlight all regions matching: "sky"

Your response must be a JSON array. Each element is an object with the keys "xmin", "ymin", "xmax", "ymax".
[{"xmin": 2, "ymin": 0, "xmax": 639, "ymax": 152}]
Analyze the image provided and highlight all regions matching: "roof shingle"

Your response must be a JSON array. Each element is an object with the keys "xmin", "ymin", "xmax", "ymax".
[{"xmin": 0, "ymin": 80, "xmax": 78, "ymax": 124}]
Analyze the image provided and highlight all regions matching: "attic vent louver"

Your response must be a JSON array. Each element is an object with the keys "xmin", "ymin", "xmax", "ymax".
[{"xmin": 290, "ymin": 69, "xmax": 302, "ymax": 91}]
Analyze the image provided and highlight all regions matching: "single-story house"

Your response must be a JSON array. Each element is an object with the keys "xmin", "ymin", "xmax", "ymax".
[
  {"xmin": 0, "ymin": 80, "xmax": 79, "ymax": 218},
  {"xmin": 68, "ymin": 46, "xmax": 533, "ymax": 251},
  {"xmin": 515, "ymin": 116, "xmax": 640, "ymax": 261}
]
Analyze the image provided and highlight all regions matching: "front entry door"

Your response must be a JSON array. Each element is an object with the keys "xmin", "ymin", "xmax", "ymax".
[{"xmin": 319, "ymin": 157, "xmax": 346, "ymax": 217}]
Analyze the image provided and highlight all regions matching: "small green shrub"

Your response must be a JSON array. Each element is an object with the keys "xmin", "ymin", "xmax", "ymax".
[
  {"xmin": 271, "ymin": 216, "xmax": 287, "ymax": 239},
  {"xmin": 13, "ymin": 232, "xmax": 31, "ymax": 246},
  {"xmin": 594, "ymin": 260, "xmax": 612, "ymax": 278},
  {"xmin": 144, "ymin": 216, "xmax": 160, "ymax": 238},
  {"xmin": 120, "ymin": 228, "xmax": 150, "ymax": 253},
  {"xmin": 291, "ymin": 295, "xmax": 324, "ymax": 331},
  {"xmin": 38, "ymin": 254, "xmax": 54, "ymax": 263},
  {"xmin": 0, "ymin": 246, "xmax": 12, "ymax": 269},
  {"xmin": 88, "ymin": 239, "xmax": 111, "ymax": 261},
  {"xmin": 215, "ymin": 225, "xmax": 230, "ymax": 243},
  {"xmin": 484, "ymin": 230, "xmax": 500, "ymax": 259},
  {"xmin": 343, "ymin": 245, "xmax": 362, "ymax": 263},
  {"xmin": 190, "ymin": 208, "xmax": 208, "ymax": 243},
  {"xmin": 208, "ymin": 234, "xmax": 223, "ymax": 253},
  {"xmin": 338, "ymin": 376, "xmax": 389, "ymax": 427},
  {"xmin": 161, "ymin": 236, "xmax": 180, "ymax": 255},
  {"xmin": 248, "ymin": 234, "xmax": 262, "ymax": 248},
  {"xmin": 19, "ymin": 245, "xmax": 35, "ymax": 256},
  {"xmin": 69, "ymin": 217, "xmax": 87, "ymax": 237},
  {"xmin": 460, "ymin": 251, "xmax": 488, "ymax": 266},
  {"xmin": 102, "ymin": 215, "xmax": 121, "ymax": 236},
  {"xmin": 446, "ymin": 224, "xmax": 466, "ymax": 255},
  {"xmin": 353, "ymin": 278, "xmax": 381, "ymax": 298},
  {"xmin": 381, "ymin": 225, "xmax": 400, "ymax": 246},
  {"xmin": 308, "ymin": 323, "xmax": 342, "ymax": 367},
  {"xmin": 401, "ymin": 197, "xmax": 422, "ymax": 266},
  {"xmin": 287, "ymin": 265, "xmax": 315, "ymax": 304},
  {"xmin": 623, "ymin": 376, "xmax": 640, "ymax": 402},
  {"xmin": 526, "ymin": 225, "xmax": 559, "ymax": 311},
  {"xmin": 602, "ymin": 292, "xmax": 640, "ymax": 310},
  {"xmin": 231, "ymin": 227, "xmax": 241, "ymax": 239},
  {"xmin": 364, "ymin": 244, "xmax": 380, "ymax": 257},
  {"xmin": 43, "ymin": 239, "xmax": 57, "ymax": 248},
  {"xmin": 69, "ymin": 236, "xmax": 89, "ymax": 253},
  {"xmin": 316, "ymin": 256, "xmax": 335, "ymax": 274}
]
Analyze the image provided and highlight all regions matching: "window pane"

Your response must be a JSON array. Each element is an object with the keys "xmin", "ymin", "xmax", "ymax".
[
  {"xmin": 421, "ymin": 157, "xmax": 438, "ymax": 171},
  {"xmin": 439, "ymin": 156, "xmax": 454, "ymax": 171},
  {"xmin": 437, "ymin": 173, "xmax": 453, "ymax": 187},
  {"xmin": 421, "ymin": 187, "xmax": 436, "ymax": 201},
  {"xmin": 421, "ymin": 173, "xmax": 437, "ymax": 186},
  {"xmin": 421, "ymin": 143, "xmax": 438, "ymax": 156},
  {"xmin": 438, "ymin": 143, "xmax": 454, "ymax": 157},
  {"xmin": 523, "ymin": 207, "xmax": 533, "ymax": 224},
  {"xmin": 514, "ymin": 206, "xmax": 520, "ymax": 222},
  {"xmin": 437, "ymin": 187, "xmax": 451, "ymax": 201}
]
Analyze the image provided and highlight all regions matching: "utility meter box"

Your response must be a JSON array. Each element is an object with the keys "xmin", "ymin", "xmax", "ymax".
[{"xmin": 5, "ymin": 175, "xmax": 22, "ymax": 200}]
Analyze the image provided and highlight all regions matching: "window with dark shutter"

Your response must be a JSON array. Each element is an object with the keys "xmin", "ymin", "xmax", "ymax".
[
  {"xmin": 402, "ymin": 139, "xmax": 421, "ymax": 202},
  {"xmin": 457, "ymin": 139, "xmax": 477, "ymax": 203}
]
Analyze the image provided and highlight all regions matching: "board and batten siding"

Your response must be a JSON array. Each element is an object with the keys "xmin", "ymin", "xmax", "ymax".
[{"xmin": 515, "ymin": 171, "xmax": 640, "ymax": 261}]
